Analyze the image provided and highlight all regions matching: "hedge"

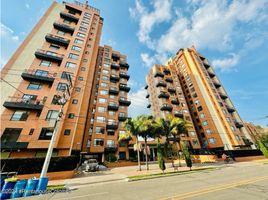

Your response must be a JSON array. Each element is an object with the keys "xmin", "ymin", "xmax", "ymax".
[{"xmin": 1, "ymin": 156, "xmax": 79, "ymax": 174}]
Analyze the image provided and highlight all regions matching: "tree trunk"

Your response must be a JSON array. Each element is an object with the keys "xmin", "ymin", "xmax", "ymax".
[
  {"xmin": 136, "ymin": 136, "xmax": 141, "ymax": 171},
  {"xmin": 145, "ymin": 138, "xmax": 149, "ymax": 170}
]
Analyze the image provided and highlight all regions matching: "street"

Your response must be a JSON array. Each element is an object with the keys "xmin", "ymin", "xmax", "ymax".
[{"xmin": 24, "ymin": 161, "xmax": 268, "ymax": 200}]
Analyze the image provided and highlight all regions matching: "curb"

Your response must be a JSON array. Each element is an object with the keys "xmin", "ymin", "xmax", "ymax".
[{"xmin": 65, "ymin": 178, "xmax": 127, "ymax": 188}]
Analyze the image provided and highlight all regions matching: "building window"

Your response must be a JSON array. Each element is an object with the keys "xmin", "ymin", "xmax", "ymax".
[
  {"xmin": 74, "ymin": 38, "xmax": 83, "ymax": 44},
  {"xmin": 206, "ymin": 129, "xmax": 212, "ymax": 135},
  {"xmin": 71, "ymin": 45, "xmax": 81, "ymax": 52},
  {"xmin": 83, "ymin": 17, "xmax": 91, "ymax": 21},
  {"xmin": 27, "ymin": 82, "xmax": 42, "ymax": 90},
  {"xmin": 96, "ymin": 127, "xmax": 105, "ymax": 134},
  {"xmin": 77, "ymin": 32, "xmax": 85, "ymax": 38},
  {"xmin": 93, "ymin": 139, "xmax": 104, "ymax": 146},
  {"xmin": 102, "ymin": 76, "xmax": 108, "ymax": 81},
  {"xmin": 81, "ymin": 21, "xmax": 89, "ymax": 26},
  {"xmin": 78, "ymin": 76, "xmax": 83, "ymax": 81},
  {"xmin": 102, "ymin": 69, "xmax": 109, "ymax": 74},
  {"xmin": 96, "ymin": 116, "xmax": 106, "ymax": 122},
  {"xmin": 68, "ymin": 53, "xmax": 79, "ymax": 60},
  {"xmin": 197, "ymin": 106, "xmax": 203, "ymax": 111},
  {"xmin": 63, "ymin": 19, "xmax": 71, "ymax": 24},
  {"xmin": 75, "ymin": 87, "xmax": 81, "ymax": 92},
  {"xmin": 189, "ymin": 131, "xmax": 196, "ymax": 136},
  {"xmin": 57, "ymin": 83, "xmax": 67, "ymax": 91},
  {"xmin": 39, "ymin": 128, "xmax": 54, "ymax": 140},
  {"xmin": 200, "ymin": 113, "xmax": 205, "ymax": 118},
  {"xmin": 46, "ymin": 110, "xmax": 59, "ymax": 120},
  {"xmin": 40, "ymin": 60, "xmax": 51, "ymax": 67},
  {"xmin": 208, "ymin": 138, "xmax": 216, "ymax": 144},
  {"xmin": 100, "ymin": 82, "xmax": 108, "ymax": 87},
  {"xmin": 61, "ymin": 71, "xmax": 73, "ymax": 79},
  {"xmin": 68, "ymin": 113, "xmax": 75, "ymax": 119},
  {"xmin": 231, "ymin": 126, "xmax": 235, "ymax": 131},
  {"xmin": 57, "ymin": 30, "xmax": 66, "ymax": 35},
  {"xmin": 65, "ymin": 62, "xmax": 77, "ymax": 68},
  {"xmin": 29, "ymin": 128, "xmax": 34, "ymax": 135},
  {"xmin": 81, "ymin": 67, "xmax": 86, "ymax": 71},
  {"xmin": 193, "ymin": 140, "xmax": 199, "ymax": 146},
  {"xmin": 64, "ymin": 129, "xmax": 71, "ymax": 135},
  {"xmin": 35, "ymin": 70, "xmax": 48, "ymax": 77},
  {"xmin": 108, "ymin": 111, "xmax": 115, "ymax": 116},
  {"xmin": 79, "ymin": 27, "xmax": 87, "ymax": 32},
  {"xmin": 202, "ymin": 120, "xmax": 208, "ymax": 126},
  {"xmin": 98, "ymin": 106, "xmax": 106, "ymax": 112},
  {"xmin": 10, "ymin": 111, "xmax": 29, "ymax": 121},
  {"xmin": 235, "ymin": 135, "xmax": 240, "ymax": 141},
  {"xmin": 99, "ymin": 98, "xmax": 107, "ymax": 103},
  {"xmin": 72, "ymin": 99, "xmax": 78, "ymax": 104},
  {"xmin": 49, "ymin": 44, "xmax": 60, "ymax": 50},
  {"xmin": 100, "ymin": 90, "xmax": 108, "ymax": 95}
]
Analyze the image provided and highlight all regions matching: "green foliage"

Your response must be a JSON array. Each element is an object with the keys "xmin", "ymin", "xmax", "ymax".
[
  {"xmin": 182, "ymin": 143, "xmax": 192, "ymax": 170},
  {"xmin": 258, "ymin": 140, "xmax": 268, "ymax": 158},
  {"xmin": 106, "ymin": 153, "xmax": 117, "ymax": 162},
  {"xmin": 157, "ymin": 139, "xmax": 166, "ymax": 172}
]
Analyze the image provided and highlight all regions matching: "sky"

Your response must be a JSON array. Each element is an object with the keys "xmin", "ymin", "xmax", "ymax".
[{"xmin": 1, "ymin": 0, "xmax": 268, "ymax": 127}]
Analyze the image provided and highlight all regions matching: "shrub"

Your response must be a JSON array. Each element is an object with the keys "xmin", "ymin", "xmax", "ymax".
[
  {"xmin": 106, "ymin": 153, "xmax": 117, "ymax": 162},
  {"xmin": 259, "ymin": 140, "xmax": 268, "ymax": 158},
  {"xmin": 182, "ymin": 144, "xmax": 192, "ymax": 170}
]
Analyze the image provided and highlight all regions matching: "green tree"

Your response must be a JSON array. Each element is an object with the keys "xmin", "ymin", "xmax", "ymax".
[
  {"xmin": 157, "ymin": 138, "xmax": 166, "ymax": 173},
  {"xmin": 182, "ymin": 142, "xmax": 192, "ymax": 170}
]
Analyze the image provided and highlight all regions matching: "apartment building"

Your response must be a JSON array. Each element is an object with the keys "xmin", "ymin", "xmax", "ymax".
[
  {"xmin": 146, "ymin": 47, "xmax": 255, "ymax": 151},
  {"xmin": 145, "ymin": 64, "xmax": 201, "ymax": 150},
  {"xmin": 0, "ymin": 1, "xmax": 131, "ymax": 159},
  {"xmin": 244, "ymin": 122, "xmax": 266, "ymax": 143},
  {"xmin": 82, "ymin": 45, "xmax": 131, "ymax": 161}
]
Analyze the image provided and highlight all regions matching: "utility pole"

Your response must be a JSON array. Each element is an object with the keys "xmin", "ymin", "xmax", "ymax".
[{"xmin": 40, "ymin": 74, "xmax": 72, "ymax": 178}]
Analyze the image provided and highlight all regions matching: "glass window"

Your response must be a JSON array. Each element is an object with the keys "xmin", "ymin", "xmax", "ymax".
[
  {"xmin": 102, "ymin": 69, "xmax": 109, "ymax": 74},
  {"xmin": 77, "ymin": 32, "xmax": 85, "ymax": 38},
  {"xmin": 72, "ymin": 99, "xmax": 78, "ymax": 104},
  {"xmin": 10, "ymin": 111, "xmax": 29, "ymax": 121},
  {"xmin": 93, "ymin": 139, "xmax": 104, "ymax": 146},
  {"xmin": 74, "ymin": 38, "xmax": 83, "ymax": 44},
  {"xmin": 79, "ymin": 27, "xmax": 87, "ymax": 32},
  {"xmin": 56, "ymin": 83, "xmax": 67, "ymax": 91},
  {"xmin": 209, "ymin": 138, "xmax": 216, "ymax": 144},
  {"xmin": 189, "ymin": 131, "xmax": 195, "ymax": 136},
  {"xmin": 81, "ymin": 67, "xmax": 86, "ymax": 71},
  {"xmin": 27, "ymin": 82, "xmax": 42, "ymax": 90},
  {"xmin": 63, "ymin": 19, "xmax": 71, "ymax": 24},
  {"xmin": 100, "ymin": 90, "xmax": 108, "ymax": 95},
  {"xmin": 96, "ymin": 116, "xmax": 106, "ymax": 122},
  {"xmin": 46, "ymin": 110, "xmax": 59, "ymax": 120},
  {"xmin": 83, "ymin": 17, "xmax": 91, "ymax": 21},
  {"xmin": 68, "ymin": 53, "xmax": 79, "ymax": 60},
  {"xmin": 71, "ymin": 45, "xmax": 81, "ymax": 52},
  {"xmin": 81, "ymin": 21, "xmax": 89, "ymax": 26},
  {"xmin": 65, "ymin": 62, "xmax": 76, "ymax": 68},
  {"xmin": 99, "ymin": 98, "xmax": 107, "ymax": 103},
  {"xmin": 68, "ymin": 113, "xmax": 75, "ymax": 119},
  {"xmin": 206, "ymin": 129, "xmax": 212, "ymax": 135},
  {"xmin": 64, "ymin": 129, "xmax": 71, "ymax": 135},
  {"xmin": 35, "ymin": 70, "xmax": 48, "ymax": 77},
  {"xmin": 202, "ymin": 120, "xmax": 208, "ymax": 126},
  {"xmin": 40, "ymin": 60, "xmax": 51, "ymax": 67},
  {"xmin": 107, "ymin": 140, "xmax": 115, "ymax": 147},
  {"xmin": 98, "ymin": 106, "xmax": 106, "ymax": 112},
  {"xmin": 108, "ymin": 111, "xmax": 115, "ymax": 116},
  {"xmin": 102, "ymin": 76, "xmax": 108, "ymax": 81},
  {"xmin": 231, "ymin": 126, "xmax": 235, "ymax": 131},
  {"xmin": 95, "ymin": 127, "xmax": 104, "ymax": 134},
  {"xmin": 100, "ymin": 82, "xmax": 108, "ymax": 87},
  {"xmin": 193, "ymin": 140, "xmax": 199, "ymax": 146},
  {"xmin": 49, "ymin": 44, "xmax": 60, "ymax": 50},
  {"xmin": 78, "ymin": 76, "xmax": 83, "ymax": 81},
  {"xmin": 39, "ymin": 128, "xmax": 54, "ymax": 140},
  {"xmin": 57, "ymin": 30, "xmax": 65, "ymax": 35},
  {"xmin": 235, "ymin": 135, "xmax": 240, "ymax": 141},
  {"xmin": 61, "ymin": 71, "xmax": 73, "ymax": 79},
  {"xmin": 75, "ymin": 87, "xmax": 81, "ymax": 92}
]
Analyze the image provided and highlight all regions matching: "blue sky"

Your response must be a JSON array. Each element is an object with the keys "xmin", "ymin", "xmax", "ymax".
[{"xmin": 1, "ymin": 0, "xmax": 268, "ymax": 127}]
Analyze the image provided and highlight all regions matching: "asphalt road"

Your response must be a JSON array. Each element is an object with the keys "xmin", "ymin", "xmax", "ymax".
[{"xmin": 24, "ymin": 161, "xmax": 268, "ymax": 200}]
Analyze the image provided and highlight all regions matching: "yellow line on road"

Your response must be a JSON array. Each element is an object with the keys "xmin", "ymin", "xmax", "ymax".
[{"xmin": 160, "ymin": 175, "xmax": 268, "ymax": 200}]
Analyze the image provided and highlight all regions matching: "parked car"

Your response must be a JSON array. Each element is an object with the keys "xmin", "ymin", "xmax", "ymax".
[{"xmin": 84, "ymin": 159, "xmax": 99, "ymax": 172}]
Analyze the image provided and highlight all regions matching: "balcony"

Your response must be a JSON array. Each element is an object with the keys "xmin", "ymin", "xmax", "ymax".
[
  {"xmin": 104, "ymin": 145, "xmax": 117, "ymax": 152},
  {"xmin": 112, "ymin": 53, "xmax": 120, "ymax": 61},
  {"xmin": 147, "ymin": 104, "xmax": 151, "ymax": 108},
  {"xmin": 106, "ymin": 122, "xmax": 118, "ymax": 129},
  {"xmin": 45, "ymin": 34, "xmax": 70, "ymax": 47},
  {"xmin": 118, "ymin": 115, "xmax": 128, "ymax": 121},
  {"xmin": 145, "ymin": 85, "xmax": 148, "ymax": 89},
  {"xmin": 207, "ymin": 70, "xmax": 215, "ymax": 78},
  {"xmin": 174, "ymin": 112, "xmax": 183, "ymax": 118},
  {"xmin": 65, "ymin": 4, "xmax": 82, "ymax": 15},
  {"xmin": 3, "ymin": 97, "xmax": 44, "ymax": 111},
  {"xmin": 119, "ymin": 62, "xmax": 129, "ymax": 70},
  {"xmin": 119, "ymin": 72, "xmax": 130, "ymax": 80},
  {"xmin": 226, "ymin": 105, "xmax": 235, "ymax": 113},
  {"xmin": 111, "ymin": 63, "xmax": 120, "ymax": 70},
  {"xmin": 109, "ymin": 87, "xmax": 119, "ymax": 95},
  {"xmin": 119, "ymin": 98, "xmax": 131, "ymax": 106},
  {"xmin": 213, "ymin": 81, "xmax": 221, "ymax": 88},
  {"xmin": 163, "ymin": 68, "xmax": 171, "ymax": 74},
  {"xmin": 156, "ymin": 81, "xmax": 167, "ymax": 87},
  {"xmin": 161, "ymin": 104, "xmax": 173, "ymax": 111},
  {"xmin": 53, "ymin": 22, "xmax": 75, "ymax": 34},
  {"xmin": 203, "ymin": 62, "xmax": 210, "ymax": 69},
  {"xmin": 110, "ymin": 74, "xmax": 120, "ymax": 82},
  {"xmin": 219, "ymin": 92, "xmax": 228, "ymax": 99},
  {"xmin": 60, "ymin": 12, "xmax": 79, "ymax": 23},
  {"xmin": 158, "ymin": 92, "xmax": 170, "ymax": 99},
  {"xmin": 235, "ymin": 121, "xmax": 244, "ymax": 128},
  {"xmin": 119, "ymin": 84, "xmax": 130, "ymax": 92},
  {"xmin": 168, "ymin": 87, "xmax": 176, "ymax": 93},
  {"xmin": 1, "ymin": 142, "xmax": 29, "ymax": 150},
  {"xmin": 108, "ymin": 103, "xmax": 119, "ymax": 111},
  {"xmin": 146, "ymin": 94, "xmax": 150, "ymax": 98},
  {"xmin": 154, "ymin": 71, "xmax": 164, "ymax": 78},
  {"xmin": 21, "ymin": 70, "xmax": 55, "ymax": 84},
  {"xmin": 35, "ymin": 49, "xmax": 64, "ymax": 64},
  {"xmin": 165, "ymin": 77, "xmax": 173, "ymax": 83},
  {"xmin": 171, "ymin": 99, "xmax": 180, "ymax": 105}
]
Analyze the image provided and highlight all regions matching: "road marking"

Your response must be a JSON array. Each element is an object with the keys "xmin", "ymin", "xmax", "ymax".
[
  {"xmin": 54, "ymin": 192, "xmax": 108, "ymax": 200},
  {"xmin": 160, "ymin": 176, "xmax": 268, "ymax": 200}
]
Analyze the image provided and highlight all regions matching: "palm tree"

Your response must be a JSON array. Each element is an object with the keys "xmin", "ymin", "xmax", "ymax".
[{"xmin": 119, "ymin": 116, "xmax": 144, "ymax": 171}]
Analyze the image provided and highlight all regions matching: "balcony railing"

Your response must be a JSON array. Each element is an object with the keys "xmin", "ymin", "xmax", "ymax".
[
  {"xmin": 213, "ymin": 81, "xmax": 221, "ymax": 88},
  {"xmin": 118, "ymin": 115, "xmax": 128, "ymax": 121},
  {"xmin": 60, "ymin": 12, "xmax": 79, "ymax": 23},
  {"xmin": 146, "ymin": 94, "xmax": 150, "ymax": 98},
  {"xmin": 108, "ymin": 103, "xmax": 119, "ymax": 111},
  {"xmin": 110, "ymin": 74, "xmax": 120, "ymax": 82},
  {"xmin": 160, "ymin": 104, "xmax": 173, "ymax": 111},
  {"xmin": 168, "ymin": 88, "xmax": 176, "ymax": 93},
  {"xmin": 45, "ymin": 34, "xmax": 70, "ymax": 47},
  {"xmin": 147, "ymin": 104, "xmax": 151, "ymax": 108},
  {"xmin": 158, "ymin": 92, "xmax": 169, "ymax": 99},
  {"xmin": 165, "ymin": 77, "xmax": 173, "ymax": 83},
  {"xmin": 53, "ymin": 22, "xmax": 75, "ymax": 34},
  {"xmin": 171, "ymin": 99, "xmax": 180, "ymax": 105},
  {"xmin": 119, "ymin": 84, "xmax": 130, "ymax": 92},
  {"xmin": 145, "ymin": 85, "xmax": 148, "ymax": 89},
  {"xmin": 106, "ymin": 122, "xmax": 118, "ymax": 129},
  {"xmin": 21, "ymin": 70, "xmax": 55, "ymax": 84},
  {"xmin": 119, "ymin": 61, "xmax": 129, "ymax": 70},
  {"xmin": 111, "ymin": 63, "xmax": 120, "ymax": 70},
  {"xmin": 235, "ymin": 121, "xmax": 244, "ymax": 128},
  {"xmin": 119, "ymin": 72, "xmax": 130, "ymax": 80},
  {"xmin": 1, "ymin": 142, "xmax": 29, "ymax": 150},
  {"xmin": 226, "ymin": 105, "xmax": 235, "ymax": 113},
  {"xmin": 207, "ymin": 70, "xmax": 215, "ymax": 78},
  {"xmin": 109, "ymin": 87, "xmax": 119, "ymax": 95},
  {"xmin": 112, "ymin": 53, "xmax": 120, "ymax": 61},
  {"xmin": 3, "ymin": 97, "xmax": 44, "ymax": 111},
  {"xmin": 174, "ymin": 112, "xmax": 183, "ymax": 118},
  {"xmin": 35, "ymin": 49, "xmax": 64, "ymax": 64},
  {"xmin": 119, "ymin": 98, "xmax": 131, "ymax": 106},
  {"xmin": 156, "ymin": 81, "xmax": 167, "ymax": 87},
  {"xmin": 163, "ymin": 68, "xmax": 171, "ymax": 74},
  {"xmin": 219, "ymin": 92, "xmax": 228, "ymax": 99},
  {"xmin": 203, "ymin": 62, "xmax": 210, "ymax": 69},
  {"xmin": 154, "ymin": 71, "xmax": 164, "ymax": 78}
]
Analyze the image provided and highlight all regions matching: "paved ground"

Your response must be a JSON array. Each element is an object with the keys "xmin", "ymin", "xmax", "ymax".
[{"xmin": 23, "ymin": 160, "xmax": 268, "ymax": 200}]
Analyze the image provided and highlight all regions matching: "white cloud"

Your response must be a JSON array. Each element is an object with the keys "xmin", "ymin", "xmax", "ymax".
[
  {"xmin": 0, "ymin": 23, "xmax": 20, "ymax": 68},
  {"xmin": 212, "ymin": 53, "xmax": 240, "ymax": 72},
  {"xmin": 128, "ymin": 87, "xmax": 150, "ymax": 117},
  {"xmin": 129, "ymin": 0, "xmax": 173, "ymax": 48},
  {"xmin": 25, "ymin": 3, "xmax": 30, "ymax": 9},
  {"xmin": 140, "ymin": 53, "xmax": 155, "ymax": 67}
]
